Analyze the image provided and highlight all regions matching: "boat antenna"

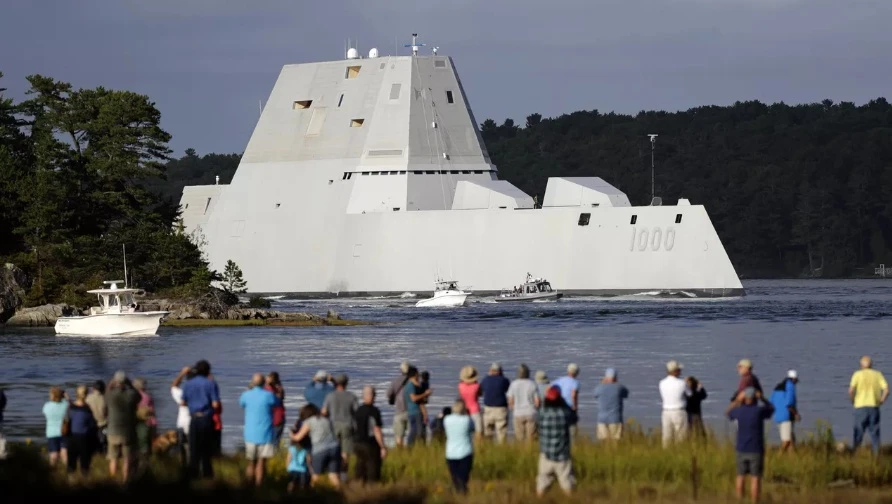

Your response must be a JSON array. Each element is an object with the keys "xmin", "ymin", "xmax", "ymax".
[
  {"xmin": 648, "ymin": 134, "xmax": 658, "ymax": 203},
  {"xmin": 122, "ymin": 244, "xmax": 128, "ymax": 288},
  {"xmin": 404, "ymin": 33, "xmax": 425, "ymax": 57}
]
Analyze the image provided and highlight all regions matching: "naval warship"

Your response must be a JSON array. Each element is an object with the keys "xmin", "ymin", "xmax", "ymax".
[{"xmin": 178, "ymin": 37, "xmax": 744, "ymax": 297}]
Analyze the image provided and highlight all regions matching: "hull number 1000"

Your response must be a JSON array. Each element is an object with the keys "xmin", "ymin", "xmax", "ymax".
[{"xmin": 629, "ymin": 226, "xmax": 676, "ymax": 252}]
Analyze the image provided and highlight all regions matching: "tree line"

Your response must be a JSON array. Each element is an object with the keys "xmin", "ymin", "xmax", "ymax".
[{"xmin": 0, "ymin": 73, "xmax": 210, "ymax": 306}]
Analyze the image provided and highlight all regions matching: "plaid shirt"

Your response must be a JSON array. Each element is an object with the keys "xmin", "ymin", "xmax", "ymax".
[{"xmin": 538, "ymin": 406, "xmax": 571, "ymax": 461}]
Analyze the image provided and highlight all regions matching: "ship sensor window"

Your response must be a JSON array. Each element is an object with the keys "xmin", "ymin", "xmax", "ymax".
[
  {"xmin": 578, "ymin": 213, "xmax": 591, "ymax": 226},
  {"xmin": 393, "ymin": 207, "xmax": 400, "ymax": 211},
  {"xmin": 630, "ymin": 215, "xmax": 638, "ymax": 225},
  {"xmin": 275, "ymin": 203, "xmax": 281, "ymax": 208},
  {"xmin": 675, "ymin": 214, "xmax": 683, "ymax": 223},
  {"xmin": 346, "ymin": 66, "xmax": 361, "ymax": 79},
  {"xmin": 434, "ymin": 59, "xmax": 446, "ymax": 68},
  {"xmin": 293, "ymin": 100, "xmax": 312, "ymax": 110},
  {"xmin": 446, "ymin": 90, "xmax": 454, "ymax": 104},
  {"xmin": 389, "ymin": 83, "xmax": 401, "ymax": 101},
  {"xmin": 350, "ymin": 118, "xmax": 365, "ymax": 127},
  {"xmin": 337, "ymin": 94, "xmax": 344, "ymax": 107}
]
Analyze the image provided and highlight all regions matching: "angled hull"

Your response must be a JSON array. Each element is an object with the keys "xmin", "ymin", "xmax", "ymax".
[
  {"xmin": 54, "ymin": 312, "xmax": 168, "ymax": 336},
  {"xmin": 415, "ymin": 292, "xmax": 470, "ymax": 308}
]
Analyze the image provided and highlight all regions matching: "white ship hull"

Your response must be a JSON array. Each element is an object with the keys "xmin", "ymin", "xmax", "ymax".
[
  {"xmin": 54, "ymin": 312, "xmax": 168, "ymax": 336},
  {"xmin": 178, "ymin": 53, "xmax": 744, "ymax": 298},
  {"xmin": 415, "ymin": 291, "xmax": 469, "ymax": 308}
]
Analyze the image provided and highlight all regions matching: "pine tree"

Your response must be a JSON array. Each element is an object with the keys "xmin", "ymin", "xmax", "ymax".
[{"xmin": 220, "ymin": 259, "xmax": 247, "ymax": 294}]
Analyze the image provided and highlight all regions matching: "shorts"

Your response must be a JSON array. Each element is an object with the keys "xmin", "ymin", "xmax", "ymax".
[
  {"xmin": 47, "ymin": 436, "xmax": 67, "ymax": 453},
  {"xmin": 736, "ymin": 452, "xmax": 764, "ymax": 477},
  {"xmin": 597, "ymin": 423, "xmax": 623, "ymax": 441},
  {"xmin": 107, "ymin": 434, "xmax": 134, "ymax": 460},
  {"xmin": 393, "ymin": 412, "xmax": 409, "ymax": 442},
  {"xmin": 470, "ymin": 412, "xmax": 483, "ymax": 434},
  {"xmin": 778, "ymin": 421, "xmax": 794, "ymax": 442},
  {"xmin": 311, "ymin": 446, "xmax": 342, "ymax": 475},
  {"xmin": 289, "ymin": 470, "xmax": 310, "ymax": 487},
  {"xmin": 245, "ymin": 442, "xmax": 275, "ymax": 460},
  {"xmin": 334, "ymin": 422, "xmax": 354, "ymax": 455},
  {"xmin": 536, "ymin": 453, "xmax": 575, "ymax": 493}
]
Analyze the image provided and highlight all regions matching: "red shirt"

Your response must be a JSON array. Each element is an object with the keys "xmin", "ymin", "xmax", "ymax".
[{"xmin": 264, "ymin": 384, "xmax": 286, "ymax": 426}]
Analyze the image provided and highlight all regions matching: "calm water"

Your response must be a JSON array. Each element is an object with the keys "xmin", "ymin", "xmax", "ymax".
[{"xmin": 1, "ymin": 279, "xmax": 891, "ymax": 450}]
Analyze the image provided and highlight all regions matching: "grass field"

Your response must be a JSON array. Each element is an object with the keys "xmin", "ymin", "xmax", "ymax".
[{"xmin": 4, "ymin": 423, "xmax": 892, "ymax": 503}]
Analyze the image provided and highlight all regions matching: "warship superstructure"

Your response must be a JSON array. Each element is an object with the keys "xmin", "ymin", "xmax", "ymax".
[{"xmin": 179, "ymin": 39, "xmax": 744, "ymax": 297}]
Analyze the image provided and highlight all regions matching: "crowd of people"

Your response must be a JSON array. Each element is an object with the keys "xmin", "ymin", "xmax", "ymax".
[{"xmin": 0, "ymin": 354, "xmax": 886, "ymax": 502}]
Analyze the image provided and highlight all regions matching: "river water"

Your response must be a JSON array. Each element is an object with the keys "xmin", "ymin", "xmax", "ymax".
[{"xmin": 1, "ymin": 279, "xmax": 890, "ymax": 450}]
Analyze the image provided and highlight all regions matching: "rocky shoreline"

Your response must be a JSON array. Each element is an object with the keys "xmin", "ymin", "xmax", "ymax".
[{"xmin": 0, "ymin": 262, "xmax": 360, "ymax": 328}]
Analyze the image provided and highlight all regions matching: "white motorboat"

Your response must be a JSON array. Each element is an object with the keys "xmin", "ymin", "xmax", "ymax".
[
  {"xmin": 415, "ymin": 280, "xmax": 471, "ymax": 308},
  {"xmin": 495, "ymin": 274, "xmax": 563, "ymax": 302},
  {"xmin": 54, "ymin": 280, "xmax": 169, "ymax": 336}
]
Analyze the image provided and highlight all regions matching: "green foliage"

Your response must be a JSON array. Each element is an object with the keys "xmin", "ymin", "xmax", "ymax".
[
  {"xmin": 481, "ymin": 99, "xmax": 892, "ymax": 277},
  {"xmin": 0, "ymin": 73, "xmax": 211, "ymax": 306},
  {"xmin": 145, "ymin": 148, "xmax": 240, "ymax": 203},
  {"xmin": 247, "ymin": 295, "xmax": 272, "ymax": 308},
  {"xmin": 221, "ymin": 259, "xmax": 248, "ymax": 294}
]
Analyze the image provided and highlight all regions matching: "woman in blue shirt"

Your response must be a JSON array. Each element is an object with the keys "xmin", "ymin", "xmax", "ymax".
[
  {"xmin": 443, "ymin": 400, "xmax": 475, "ymax": 494},
  {"xmin": 42, "ymin": 387, "xmax": 69, "ymax": 467}
]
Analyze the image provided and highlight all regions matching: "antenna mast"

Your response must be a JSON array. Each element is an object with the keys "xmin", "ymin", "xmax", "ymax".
[
  {"xmin": 122, "ymin": 244, "xmax": 128, "ymax": 288},
  {"xmin": 648, "ymin": 134, "xmax": 658, "ymax": 203},
  {"xmin": 404, "ymin": 33, "xmax": 426, "ymax": 57}
]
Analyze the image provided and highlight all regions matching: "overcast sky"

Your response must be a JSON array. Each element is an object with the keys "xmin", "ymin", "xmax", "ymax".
[{"xmin": 2, "ymin": 0, "xmax": 889, "ymax": 155}]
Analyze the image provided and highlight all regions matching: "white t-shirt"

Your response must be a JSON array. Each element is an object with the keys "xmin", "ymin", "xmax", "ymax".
[
  {"xmin": 171, "ymin": 386, "xmax": 191, "ymax": 434},
  {"xmin": 659, "ymin": 375, "xmax": 687, "ymax": 410}
]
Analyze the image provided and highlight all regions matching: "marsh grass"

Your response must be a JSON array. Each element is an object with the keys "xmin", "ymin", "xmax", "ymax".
[{"xmin": 4, "ymin": 422, "xmax": 892, "ymax": 503}]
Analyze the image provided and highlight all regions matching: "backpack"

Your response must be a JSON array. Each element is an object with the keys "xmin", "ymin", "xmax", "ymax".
[{"xmin": 388, "ymin": 376, "xmax": 409, "ymax": 406}]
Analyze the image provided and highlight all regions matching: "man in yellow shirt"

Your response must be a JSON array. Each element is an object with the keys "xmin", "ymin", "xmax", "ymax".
[{"xmin": 848, "ymin": 355, "xmax": 889, "ymax": 456}]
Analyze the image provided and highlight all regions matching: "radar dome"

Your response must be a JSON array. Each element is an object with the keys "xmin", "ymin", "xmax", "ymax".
[
  {"xmin": 346, "ymin": 47, "xmax": 359, "ymax": 59},
  {"xmin": 368, "ymin": 48, "xmax": 379, "ymax": 58}
]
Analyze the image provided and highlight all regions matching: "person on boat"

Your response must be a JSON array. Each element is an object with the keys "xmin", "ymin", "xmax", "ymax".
[
  {"xmin": 66, "ymin": 385, "xmax": 97, "ymax": 477},
  {"xmin": 769, "ymin": 370, "xmax": 799, "ymax": 452},
  {"xmin": 480, "ymin": 363, "xmax": 511, "ymax": 444},
  {"xmin": 43, "ymin": 386, "xmax": 69, "ymax": 468},
  {"xmin": 85, "ymin": 380, "xmax": 108, "ymax": 454},
  {"xmin": 458, "ymin": 366, "xmax": 483, "ymax": 439},
  {"xmin": 265, "ymin": 371, "xmax": 286, "ymax": 449}
]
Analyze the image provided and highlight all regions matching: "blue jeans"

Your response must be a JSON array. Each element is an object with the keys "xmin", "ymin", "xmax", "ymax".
[
  {"xmin": 407, "ymin": 414, "xmax": 424, "ymax": 446},
  {"xmin": 854, "ymin": 407, "xmax": 881, "ymax": 455}
]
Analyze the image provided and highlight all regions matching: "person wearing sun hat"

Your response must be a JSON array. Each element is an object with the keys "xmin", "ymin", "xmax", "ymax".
[
  {"xmin": 659, "ymin": 360, "xmax": 688, "ymax": 448},
  {"xmin": 457, "ymin": 366, "xmax": 483, "ymax": 437}
]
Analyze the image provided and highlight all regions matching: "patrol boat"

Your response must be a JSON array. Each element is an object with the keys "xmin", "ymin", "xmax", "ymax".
[
  {"xmin": 178, "ymin": 35, "xmax": 744, "ymax": 298},
  {"xmin": 495, "ymin": 274, "xmax": 562, "ymax": 303}
]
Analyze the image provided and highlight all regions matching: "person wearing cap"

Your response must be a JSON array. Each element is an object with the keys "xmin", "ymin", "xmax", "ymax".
[
  {"xmin": 552, "ymin": 363, "xmax": 581, "ymax": 439},
  {"xmin": 733, "ymin": 359, "xmax": 762, "ymax": 401},
  {"xmin": 386, "ymin": 361, "xmax": 413, "ymax": 447},
  {"xmin": 536, "ymin": 385, "xmax": 575, "ymax": 497},
  {"xmin": 106, "ymin": 370, "xmax": 141, "ymax": 482},
  {"xmin": 535, "ymin": 371, "xmax": 550, "ymax": 405},
  {"xmin": 239, "ymin": 373, "xmax": 280, "ymax": 486},
  {"xmin": 322, "ymin": 373, "xmax": 358, "ymax": 482},
  {"xmin": 180, "ymin": 359, "xmax": 220, "ymax": 479},
  {"xmin": 458, "ymin": 366, "xmax": 483, "ymax": 439},
  {"xmin": 594, "ymin": 368, "xmax": 629, "ymax": 441},
  {"xmin": 304, "ymin": 370, "xmax": 335, "ymax": 410},
  {"xmin": 480, "ymin": 362, "xmax": 511, "ymax": 444},
  {"xmin": 659, "ymin": 360, "xmax": 688, "ymax": 448},
  {"xmin": 507, "ymin": 363, "xmax": 541, "ymax": 442},
  {"xmin": 726, "ymin": 387, "xmax": 774, "ymax": 503},
  {"xmin": 849, "ymin": 355, "xmax": 889, "ymax": 456},
  {"xmin": 769, "ymin": 370, "xmax": 800, "ymax": 452},
  {"xmin": 404, "ymin": 367, "xmax": 432, "ymax": 445}
]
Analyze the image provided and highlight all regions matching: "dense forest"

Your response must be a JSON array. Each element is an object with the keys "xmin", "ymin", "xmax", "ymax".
[{"xmin": 0, "ymin": 73, "xmax": 210, "ymax": 306}]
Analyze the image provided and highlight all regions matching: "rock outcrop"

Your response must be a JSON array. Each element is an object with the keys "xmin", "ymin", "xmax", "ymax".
[
  {"xmin": 6, "ymin": 304, "xmax": 80, "ymax": 327},
  {"xmin": 0, "ymin": 264, "xmax": 29, "ymax": 324}
]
